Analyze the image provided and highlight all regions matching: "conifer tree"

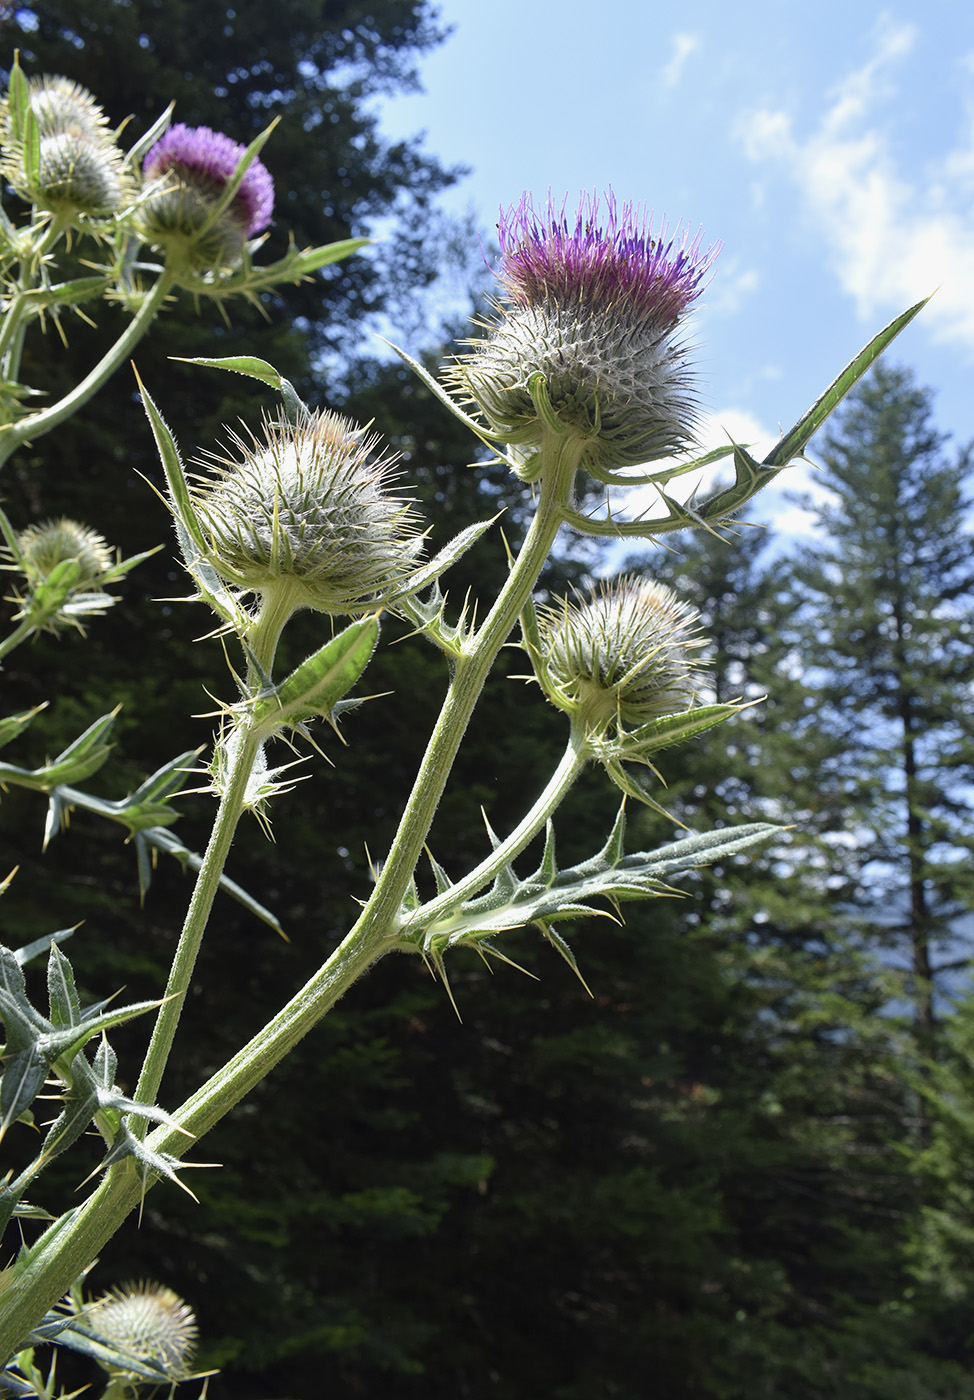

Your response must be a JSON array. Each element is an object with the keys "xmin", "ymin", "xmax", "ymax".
[{"xmin": 776, "ymin": 363, "xmax": 974, "ymax": 1042}]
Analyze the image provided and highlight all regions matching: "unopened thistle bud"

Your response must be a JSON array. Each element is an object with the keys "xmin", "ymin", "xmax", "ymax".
[
  {"xmin": 0, "ymin": 74, "xmax": 126, "ymax": 217},
  {"xmin": 15, "ymin": 518, "xmax": 113, "ymax": 589},
  {"xmin": 138, "ymin": 122, "xmax": 274, "ymax": 272},
  {"xmin": 537, "ymin": 577, "xmax": 705, "ymax": 732},
  {"xmin": 448, "ymin": 191, "xmax": 717, "ymax": 477},
  {"xmin": 5, "ymin": 518, "xmax": 116, "ymax": 636},
  {"xmin": 20, "ymin": 75, "xmax": 110, "ymax": 139},
  {"xmin": 191, "ymin": 409, "xmax": 424, "ymax": 615},
  {"xmin": 87, "ymin": 1280, "xmax": 198, "ymax": 1380}
]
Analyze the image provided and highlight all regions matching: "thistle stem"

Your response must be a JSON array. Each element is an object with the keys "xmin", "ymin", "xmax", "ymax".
[
  {"xmin": 0, "ymin": 426, "xmax": 584, "ymax": 1356},
  {"xmin": 0, "ymin": 268, "xmax": 176, "ymax": 471},
  {"xmin": 133, "ymin": 592, "xmax": 292, "ymax": 1111},
  {"xmin": 400, "ymin": 739, "xmax": 586, "ymax": 937},
  {"xmin": 0, "ymin": 615, "xmax": 43, "ymax": 664}
]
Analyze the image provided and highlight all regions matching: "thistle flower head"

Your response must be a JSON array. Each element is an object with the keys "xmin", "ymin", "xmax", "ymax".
[
  {"xmin": 88, "ymin": 1280, "xmax": 198, "ymax": 1380},
  {"xmin": 191, "ymin": 409, "xmax": 424, "ymax": 615},
  {"xmin": 24, "ymin": 74, "xmax": 110, "ymax": 138},
  {"xmin": 448, "ymin": 191, "xmax": 718, "ymax": 477},
  {"xmin": 537, "ymin": 576, "xmax": 705, "ymax": 731},
  {"xmin": 0, "ymin": 73, "xmax": 126, "ymax": 216},
  {"xmin": 15, "ymin": 518, "xmax": 113, "ymax": 589},
  {"xmin": 139, "ymin": 122, "xmax": 274, "ymax": 271}
]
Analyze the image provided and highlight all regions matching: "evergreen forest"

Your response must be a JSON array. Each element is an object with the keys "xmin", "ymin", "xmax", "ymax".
[{"xmin": 3, "ymin": 4, "xmax": 974, "ymax": 1398}]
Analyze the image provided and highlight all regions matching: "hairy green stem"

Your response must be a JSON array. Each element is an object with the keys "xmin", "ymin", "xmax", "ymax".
[
  {"xmin": 133, "ymin": 594, "xmax": 293, "ymax": 1111},
  {"xmin": 132, "ymin": 722, "xmax": 262, "ymax": 1112},
  {"xmin": 0, "ymin": 426, "xmax": 583, "ymax": 1356},
  {"xmin": 0, "ymin": 614, "xmax": 44, "ymax": 663},
  {"xmin": 400, "ymin": 739, "xmax": 587, "ymax": 937},
  {"xmin": 0, "ymin": 216, "xmax": 69, "ymax": 380},
  {"xmin": 0, "ymin": 268, "xmax": 175, "ymax": 472}
]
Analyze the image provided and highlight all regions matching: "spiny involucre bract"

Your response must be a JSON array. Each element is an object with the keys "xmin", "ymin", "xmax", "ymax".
[
  {"xmin": 447, "ymin": 190, "xmax": 718, "ymax": 477},
  {"xmin": 0, "ymin": 74, "xmax": 128, "ymax": 217},
  {"xmin": 138, "ymin": 122, "xmax": 274, "ymax": 272},
  {"xmin": 191, "ymin": 408, "xmax": 424, "ymax": 615},
  {"xmin": 87, "ymin": 1280, "xmax": 198, "ymax": 1380},
  {"xmin": 537, "ymin": 576, "xmax": 706, "ymax": 731}
]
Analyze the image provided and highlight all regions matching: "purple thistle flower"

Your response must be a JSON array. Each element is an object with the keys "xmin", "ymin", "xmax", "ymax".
[
  {"xmin": 143, "ymin": 123, "xmax": 273, "ymax": 236},
  {"xmin": 448, "ymin": 190, "xmax": 719, "ymax": 478},
  {"xmin": 498, "ymin": 191, "xmax": 717, "ymax": 330}
]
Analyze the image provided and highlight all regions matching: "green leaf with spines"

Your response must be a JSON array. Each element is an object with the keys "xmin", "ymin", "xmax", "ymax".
[
  {"xmin": 12, "ymin": 929, "xmax": 74, "ymax": 968},
  {"xmin": 37, "ymin": 995, "xmax": 166, "ymax": 1071},
  {"xmin": 0, "ymin": 710, "xmax": 116, "ymax": 792},
  {"xmin": 0, "ymin": 1047, "xmax": 47, "ymax": 1141},
  {"xmin": 135, "ymin": 826, "xmax": 285, "ymax": 935},
  {"xmin": 174, "ymin": 354, "xmax": 286, "ymax": 389},
  {"xmin": 136, "ymin": 373, "xmax": 208, "ymax": 553},
  {"xmin": 764, "ymin": 298, "xmax": 929, "ymax": 468},
  {"xmin": 21, "ymin": 107, "xmax": 40, "ymax": 191},
  {"xmin": 172, "ymin": 517, "xmax": 252, "ymax": 632},
  {"xmin": 21, "ymin": 276, "xmax": 111, "ymax": 311},
  {"xmin": 6, "ymin": 54, "xmax": 29, "ymax": 145},
  {"xmin": 249, "ymin": 615, "xmax": 380, "ymax": 737},
  {"xmin": 400, "ymin": 810, "xmax": 780, "ymax": 956},
  {"xmin": 554, "ymin": 299, "xmax": 928, "ymax": 541},
  {"xmin": 46, "ymin": 945, "xmax": 80, "ymax": 1030}
]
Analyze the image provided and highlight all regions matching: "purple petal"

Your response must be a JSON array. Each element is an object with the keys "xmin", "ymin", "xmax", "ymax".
[
  {"xmin": 144, "ymin": 123, "xmax": 274, "ymax": 236},
  {"xmin": 496, "ymin": 190, "xmax": 718, "ymax": 328}
]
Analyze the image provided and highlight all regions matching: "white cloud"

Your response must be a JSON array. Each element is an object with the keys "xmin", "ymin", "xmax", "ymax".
[
  {"xmin": 662, "ymin": 33, "xmax": 699, "ymax": 90},
  {"xmin": 704, "ymin": 259, "xmax": 760, "ymax": 316},
  {"xmin": 736, "ymin": 18, "xmax": 974, "ymax": 348}
]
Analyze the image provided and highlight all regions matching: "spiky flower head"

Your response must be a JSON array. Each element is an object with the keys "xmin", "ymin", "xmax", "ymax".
[
  {"xmin": 20, "ymin": 74, "xmax": 110, "ymax": 139},
  {"xmin": 88, "ymin": 1280, "xmax": 198, "ymax": 1380},
  {"xmin": 0, "ymin": 73, "xmax": 126, "ymax": 216},
  {"xmin": 138, "ymin": 123, "xmax": 274, "ymax": 272},
  {"xmin": 448, "ymin": 191, "xmax": 717, "ymax": 478},
  {"xmin": 537, "ymin": 576, "xmax": 705, "ymax": 731},
  {"xmin": 191, "ymin": 409, "xmax": 424, "ymax": 615},
  {"xmin": 15, "ymin": 518, "xmax": 113, "ymax": 589}
]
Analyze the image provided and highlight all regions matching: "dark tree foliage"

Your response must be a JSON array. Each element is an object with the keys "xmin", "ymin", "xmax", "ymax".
[
  {"xmin": 777, "ymin": 365, "xmax": 974, "ymax": 1041},
  {"xmin": 614, "ymin": 523, "xmax": 974, "ymax": 1399},
  {"xmin": 5, "ymin": 9, "xmax": 974, "ymax": 1398},
  {"xmin": 4, "ymin": 0, "xmax": 461, "ymax": 362}
]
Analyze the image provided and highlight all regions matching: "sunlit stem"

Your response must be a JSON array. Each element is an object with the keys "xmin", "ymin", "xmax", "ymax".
[
  {"xmin": 400, "ymin": 739, "xmax": 587, "ymax": 936},
  {"xmin": 133, "ymin": 591, "xmax": 294, "ymax": 1111},
  {"xmin": 0, "ymin": 424, "xmax": 585, "ymax": 1356},
  {"xmin": 0, "ymin": 267, "xmax": 177, "ymax": 475}
]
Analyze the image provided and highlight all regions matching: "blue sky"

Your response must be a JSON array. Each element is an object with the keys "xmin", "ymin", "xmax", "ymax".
[{"xmin": 378, "ymin": 1, "xmax": 974, "ymax": 534}]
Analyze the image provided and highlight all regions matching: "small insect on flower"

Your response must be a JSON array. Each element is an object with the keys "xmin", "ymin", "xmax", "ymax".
[
  {"xmin": 448, "ymin": 190, "xmax": 718, "ymax": 478},
  {"xmin": 536, "ymin": 576, "xmax": 707, "ymax": 733},
  {"xmin": 138, "ymin": 122, "xmax": 274, "ymax": 272},
  {"xmin": 190, "ymin": 408, "xmax": 425, "ymax": 616}
]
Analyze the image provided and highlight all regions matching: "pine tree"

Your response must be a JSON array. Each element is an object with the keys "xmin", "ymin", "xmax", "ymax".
[{"xmin": 777, "ymin": 363, "xmax": 974, "ymax": 1043}]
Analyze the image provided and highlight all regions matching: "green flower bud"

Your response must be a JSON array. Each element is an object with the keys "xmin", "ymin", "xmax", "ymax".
[
  {"xmin": 35, "ymin": 129, "xmax": 125, "ymax": 214},
  {"xmin": 191, "ymin": 409, "xmax": 424, "ymax": 615},
  {"xmin": 1, "ymin": 74, "xmax": 128, "ymax": 217},
  {"xmin": 15, "ymin": 518, "xmax": 113, "ymax": 589},
  {"xmin": 536, "ymin": 576, "xmax": 705, "ymax": 732},
  {"xmin": 87, "ymin": 1280, "xmax": 198, "ymax": 1380},
  {"xmin": 4, "ymin": 518, "xmax": 117, "ymax": 637}
]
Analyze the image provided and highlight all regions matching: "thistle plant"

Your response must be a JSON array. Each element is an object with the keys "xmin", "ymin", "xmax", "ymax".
[{"xmin": 0, "ymin": 61, "xmax": 928, "ymax": 1398}]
